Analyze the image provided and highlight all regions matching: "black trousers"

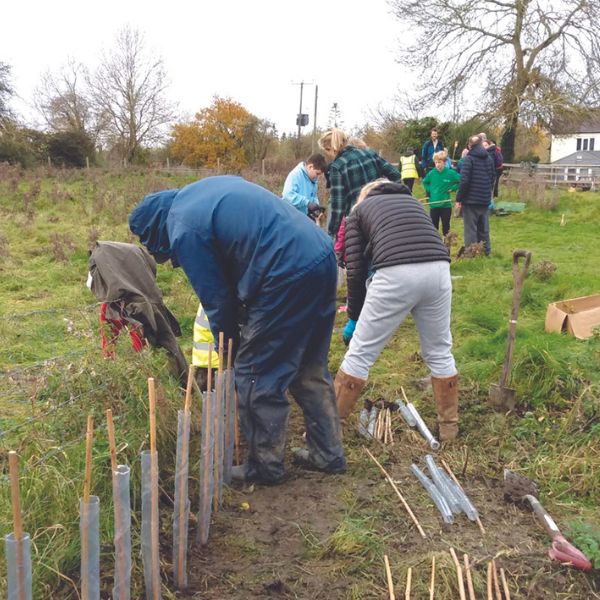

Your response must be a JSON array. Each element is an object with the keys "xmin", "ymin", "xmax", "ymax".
[
  {"xmin": 402, "ymin": 178, "xmax": 415, "ymax": 192},
  {"xmin": 430, "ymin": 207, "xmax": 452, "ymax": 236}
]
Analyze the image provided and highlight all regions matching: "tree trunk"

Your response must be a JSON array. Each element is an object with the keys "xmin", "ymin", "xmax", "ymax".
[{"xmin": 500, "ymin": 111, "xmax": 519, "ymax": 163}]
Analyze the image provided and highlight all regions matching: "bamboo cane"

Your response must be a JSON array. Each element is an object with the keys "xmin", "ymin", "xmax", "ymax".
[
  {"xmin": 449, "ymin": 548, "xmax": 467, "ymax": 600},
  {"xmin": 486, "ymin": 562, "xmax": 493, "ymax": 600},
  {"xmin": 384, "ymin": 555, "xmax": 395, "ymax": 600},
  {"xmin": 441, "ymin": 458, "xmax": 486, "ymax": 535},
  {"xmin": 463, "ymin": 554, "xmax": 476, "ymax": 600},
  {"xmin": 364, "ymin": 447, "xmax": 426, "ymax": 538},
  {"xmin": 429, "ymin": 556, "xmax": 435, "ymax": 600},
  {"xmin": 405, "ymin": 567, "xmax": 412, "ymax": 600},
  {"xmin": 175, "ymin": 365, "xmax": 194, "ymax": 588},
  {"xmin": 106, "ymin": 409, "xmax": 127, "ymax": 599},
  {"xmin": 147, "ymin": 378, "xmax": 160, "ymax": 600},
  {"xmin": 8, "ymin": 451, "xmax": 25, "ymax": 600},
  {"xmin": 491, "ymin": 560, "xmax": 502, "ymax": 600},
  {"xmin": 82, "ymin": 415, "xmax": 94, "ymax": 600},
  {"xmin": 500, "ymin": 568, "xmax": 511, "ymax": 600}
]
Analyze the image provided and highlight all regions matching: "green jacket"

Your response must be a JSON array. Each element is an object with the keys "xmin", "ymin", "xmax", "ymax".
[{"xmin": 422, "ymin": 167, "xmax": 461, "ymax": 209}]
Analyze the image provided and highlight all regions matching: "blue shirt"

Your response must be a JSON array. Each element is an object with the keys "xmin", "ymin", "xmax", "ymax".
[{"xmin": 282, "ymin": 162, "xmax": 318, "ymax": 214}]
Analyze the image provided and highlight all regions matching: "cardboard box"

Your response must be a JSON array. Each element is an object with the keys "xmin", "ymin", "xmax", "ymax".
[{"xmin": 545, "ymin": 294, "xmax": 600, "ymax": 339}]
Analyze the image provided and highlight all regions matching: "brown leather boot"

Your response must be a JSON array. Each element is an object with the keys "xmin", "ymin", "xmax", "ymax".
[
  {"xmin": 334, "ymin": 368, "xmax": 367, "ymax": 420},
  {"xmin": 432, "ymin": 374, "xmax": 459, "ymax": 441}
]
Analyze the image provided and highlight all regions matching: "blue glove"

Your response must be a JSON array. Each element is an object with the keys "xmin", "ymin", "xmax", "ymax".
[{"xmin": 342, "ymin": 319, "xmax": 356, "ymax": 345}]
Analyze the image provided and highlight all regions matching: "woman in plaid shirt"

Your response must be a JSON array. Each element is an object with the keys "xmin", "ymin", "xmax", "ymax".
[{"xmin": 318, "ymin": 128, "xmax": 401, "ymax": 240}]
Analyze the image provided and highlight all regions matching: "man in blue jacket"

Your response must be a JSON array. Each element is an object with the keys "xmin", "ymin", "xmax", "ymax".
[
  {"xmin": 456, "ymin": 136, "xmax": 496, "ymax": 255},
  {"xmin": 282, "ymin": 153, "xmax": 327, "ymax": 220},
  {"xmin": 129, "ymin": 176, "xmax": 346, "ymax": 485},
  {"xmin": 421, "ymin": 127, "xmax": 445, "ymax": 174}
]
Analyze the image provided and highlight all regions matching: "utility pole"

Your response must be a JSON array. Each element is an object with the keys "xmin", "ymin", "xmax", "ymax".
[{"xmin": 292, "ymin": 80, "xmax": 314, "ymax": 158}]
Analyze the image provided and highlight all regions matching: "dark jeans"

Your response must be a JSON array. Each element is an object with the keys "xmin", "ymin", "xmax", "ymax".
[
  {"xmin": 430, "ymin": 207, "xmax": 452, "ymax": 235},
  {"xmin": 235, "ymin": 253, "xmax": 345, "ymax": 483},
  {"xmin": 402, "ymin": 178, "xmax": 415, "ymax": 192},
  {"xmin": 493, "ymin": 169, "xmax": 503, "ymax": 198},
  {"xmin": 463, "ymin": 204, "xmax": 491, "ymax": 255}
]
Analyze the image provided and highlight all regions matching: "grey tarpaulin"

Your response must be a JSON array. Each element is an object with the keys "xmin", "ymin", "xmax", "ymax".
[
  {"xmin": 5, "ymin": 532, "xmax": 32, "ymax": 600},
  {"xmin": 196, "ymin": 390, "xmax": 214, "ymax": 546},
  {"xmin": 141, "ymin": 451, "xmax": 162, "ymax": 599},
  {"xmin": 223, "ymin": 368, "xmax": 236, "ymax": 484},
  {"xmin": 80, "ymin": 495, "xmax": 100, "ymax": 600},
  {"xmin": 112, "ymin": 465, "xmax": 132, "ymax": 600},
  {"xmin": 173, "ymin": 410, "xmax": 191, "ymax": 588}
]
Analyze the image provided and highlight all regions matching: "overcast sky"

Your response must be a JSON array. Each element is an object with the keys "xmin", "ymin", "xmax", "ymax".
[{"xmin": 2, "ymin": 0, "xmax": 415, "ymax": 136}]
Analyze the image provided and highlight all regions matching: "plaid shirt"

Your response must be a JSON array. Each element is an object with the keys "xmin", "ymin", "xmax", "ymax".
[{"xmin": 327, "ymin": 146, "xmax": 401, "ymax": 237}]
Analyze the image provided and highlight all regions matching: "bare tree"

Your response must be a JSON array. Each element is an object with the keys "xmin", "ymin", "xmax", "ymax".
[
  {"xmin": 35, "ymin": 60, "xmax": 98, "ymax": 137},
  {"xmin": 0, "ymin": 62, "xmax": 15, "ymax": 127},
  {"xmin": 389, "ymin": 0, "xmax": 600, "ymax": 160},
  {"xmin": 89, "ymin": 26, "xmax": 175, "ymax": 163}
]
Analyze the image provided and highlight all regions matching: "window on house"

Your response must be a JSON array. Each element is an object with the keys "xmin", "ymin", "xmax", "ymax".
[
  {"xmin": 576, "ymin": 138, "xmax": 582, "ymax": 150},
  {"xmin": 583, "ymin": 139, "xmax": 589, "ymax": 150},
  {"xmin": 591, "ymin": 138, "xmax": 595, "ymax": 151}
]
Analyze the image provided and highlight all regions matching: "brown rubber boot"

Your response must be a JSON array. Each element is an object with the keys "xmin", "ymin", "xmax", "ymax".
[
  {"xmin": 432, "ymin": 374, "xmax": 459, "ymax": 441},
  {"xmin": 334, "ymin": 368, "xmax": 367, "ymax": 420}
]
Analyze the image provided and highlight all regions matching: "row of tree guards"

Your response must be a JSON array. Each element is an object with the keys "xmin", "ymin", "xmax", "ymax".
[{"xmin": 4, "ymin": 333, "xmax": 238, "ymax": 599}]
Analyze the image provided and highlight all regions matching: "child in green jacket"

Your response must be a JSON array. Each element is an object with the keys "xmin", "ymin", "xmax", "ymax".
[{"xmin": 422, "ymin": 150, "xmax": 461, "ymax": 235}]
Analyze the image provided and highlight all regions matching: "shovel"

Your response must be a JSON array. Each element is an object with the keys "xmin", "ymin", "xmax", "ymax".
[
  {"xmin": 489, "ymin": 249, "xmax": 532, "ymax": 411},
  {"xmin": 503, "ymin": 469, "xmax": 593, "ymax": 571}
]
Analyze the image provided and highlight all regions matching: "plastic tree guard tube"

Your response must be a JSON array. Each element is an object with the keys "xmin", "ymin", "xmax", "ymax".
[
  {"xmin": 5, "ymin": 532, "xmax": 32, "ymax": 600},
  {"xmin": 112, "ymin": 465, "xmax": 132, "ymax": 600},
  {"xmin": 80, "ymin": 495, "xmax": 101, "ymax": 600}
]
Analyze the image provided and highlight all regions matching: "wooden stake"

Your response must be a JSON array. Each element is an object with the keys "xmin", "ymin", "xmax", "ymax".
[
  {"xmin": 405, "ymin": 567, "xmax": 412, "ymax": 600},
  {"xmin": 384, "ymin": 555, "xmax": 395, "ymax": 600},
  {"xmin": 463, "ymin": 554, "xmax": 476, "ymax": 600},
  {"xmin": 449, "ymin": 548, "xmax": 467, "ymax": 600},
  {"xmin": 213, "ymin": 332, "xmax": 224, "ymax": 512},
  {"xmin": 364, "ymin": 447, "xmax": 426, "ymax": 538},
  {"xmin": 487, "ymin": 562, "xmax": 493, "ymax": 600},
  {"xmin": 83, "ymin": 416, "xmax": 94, "ymax": 502},
  {"xmin": 441, "ymin": 458, "xmax": 486, "ymax": 535},
  {"xmin": 176, "ymin": 367, "xmax": 194, "ymax": 588},
  {"xmin": 184, "ymin": 364, "xmax": 196, "ymax": 414},
  {"xmin": 500, "ymin": 568, "xmax": 511, "ymax": 600},
  {"xmin": 106, "ymin": 409, "xmax": 118, "ymax": 473},
  {"xmin": 491, "ymin": 560, "xmax": 502, "ymax": 600},
  {"xmin": 8, "ymin": 451, "xmax": 25, "ymax": 600},
  {"xmin": 147, "ymin": 378, "xmax": 160, "ymax": 600},
  {"xmin": 429, "ymin": 556, "xmax": 435, "ymax": 600}
]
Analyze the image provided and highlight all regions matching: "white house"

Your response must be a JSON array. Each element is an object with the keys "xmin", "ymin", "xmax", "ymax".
[{"xmin": 550, "ymin": 119, "xmax": 600, "ymax": 162}]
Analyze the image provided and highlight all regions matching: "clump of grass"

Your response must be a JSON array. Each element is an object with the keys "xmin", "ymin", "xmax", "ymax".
[{"xmin": 566, "ymin": 521, "xmax": 600, "ymax": 569}]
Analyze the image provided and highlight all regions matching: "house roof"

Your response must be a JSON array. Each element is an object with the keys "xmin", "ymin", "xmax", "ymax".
[
  {"xmin": 552, "ymin": 150, "xmax": 600, "ymax": 165},
  {"xmin": 552, "ymin": 110, "xmax": 600, "ymax": 135}
]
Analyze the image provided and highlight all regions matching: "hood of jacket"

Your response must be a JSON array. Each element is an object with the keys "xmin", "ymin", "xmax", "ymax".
[
  {"xmin": 468, "ymin": 144, "xmax": 489, "ymax": 160},
  {"xmin": 129, "ymin": 189, "xmax": 179, "ymax": 260},
  {"xmin": 364, "ymin": 181, "xmax": 412, "ymax": 200}
]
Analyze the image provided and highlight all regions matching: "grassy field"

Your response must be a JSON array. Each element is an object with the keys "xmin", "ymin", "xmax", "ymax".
[{"xmin": 0, "ymin": 165, "xmax": 599, "ymax": 598}]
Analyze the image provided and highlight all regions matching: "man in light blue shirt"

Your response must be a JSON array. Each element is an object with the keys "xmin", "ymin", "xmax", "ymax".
[{"xmin": 282, "ymin": 153, "xmax": 328, "ymax": 220}]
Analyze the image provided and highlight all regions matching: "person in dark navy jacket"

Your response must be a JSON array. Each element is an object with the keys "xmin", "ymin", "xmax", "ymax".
[{"xmin": 129, "ymin": 176, "xmax": 346, "ymax": 485}]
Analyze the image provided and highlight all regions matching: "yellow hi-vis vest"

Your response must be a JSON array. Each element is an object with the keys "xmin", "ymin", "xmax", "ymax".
[
  {"xmin": 400, "ymin": 155, "xmax": 419, "ymax": 179},
  {"xmin": 192, "ymin": 303, "xmax": 219, "ymax": 368}
]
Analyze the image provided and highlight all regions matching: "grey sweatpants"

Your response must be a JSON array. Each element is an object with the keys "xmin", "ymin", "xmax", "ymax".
[
  {"xmin": 341, "ymin": 261, "xmax": 457, "ymax": 380},
  {"xmin": 463, "ymin": 204, "xmax": 491, "ymax": 255}
]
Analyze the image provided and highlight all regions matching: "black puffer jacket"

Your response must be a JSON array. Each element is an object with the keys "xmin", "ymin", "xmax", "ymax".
[
  {"xmin": 344, "ymin": 182, "xmax": 450, "ymax": 321},
  {"xmin": 456, "ymin": 143, "xmax": 495, "ymax": 205}
]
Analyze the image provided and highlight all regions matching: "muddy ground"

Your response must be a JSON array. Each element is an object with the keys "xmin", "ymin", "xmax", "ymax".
[{"xmin": 173, "ymin": 407, "xmax": 600, "ymax": 600}]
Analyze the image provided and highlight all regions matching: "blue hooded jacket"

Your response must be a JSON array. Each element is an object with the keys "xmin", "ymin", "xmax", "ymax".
[
  {"xmin": 129, "ymin": 176, "xmax": 334, "ymax": 344},
  {"xmin": 282, "ymin": 162, "xmax": 318, "ymax": 214}
]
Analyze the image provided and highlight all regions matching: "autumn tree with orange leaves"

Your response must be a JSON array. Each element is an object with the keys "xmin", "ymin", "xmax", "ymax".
[{"xmin": 170, "ymin": 96, "xmax": 276, "ymax": 170}]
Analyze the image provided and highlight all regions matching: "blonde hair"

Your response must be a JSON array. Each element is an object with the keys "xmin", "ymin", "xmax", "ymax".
[
  {"xmin": 433, "ymin": 150, "xmax": 448, "ymax": 162},
  {"xmin": 354, "ymin": 178, "xmax": 389, "ymax": 208},
  {"xmin": 318, "ymin": 128, "xmax": 348, "ymax": 159},
  {"xmin": 348, "ymin": 136, "xmax": 368, "ymax": 149}
]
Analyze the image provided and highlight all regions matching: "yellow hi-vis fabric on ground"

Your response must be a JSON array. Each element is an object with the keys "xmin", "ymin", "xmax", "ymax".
[{"xmin": 192, "ymin": 303, "xmax": 219, "ymax": 368}]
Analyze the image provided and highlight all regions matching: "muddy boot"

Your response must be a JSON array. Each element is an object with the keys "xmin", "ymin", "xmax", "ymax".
[
  {"xmin": 432, "ymin": 374, "xmax": 459, "ymax": 441},
  {"xmin": 334, "ymin": 368, "xmax": 367, "ymax": 420}
]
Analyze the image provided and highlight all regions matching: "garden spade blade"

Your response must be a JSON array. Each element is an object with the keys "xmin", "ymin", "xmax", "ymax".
[{"xmin": 489, "ymin": 249, "xmax": 532, "ymax": 411}]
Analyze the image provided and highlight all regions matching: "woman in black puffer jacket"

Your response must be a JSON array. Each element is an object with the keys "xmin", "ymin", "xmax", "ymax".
[{"xmin": 334, "ymin": 180, "xmax": 460, "ymax": 441}]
